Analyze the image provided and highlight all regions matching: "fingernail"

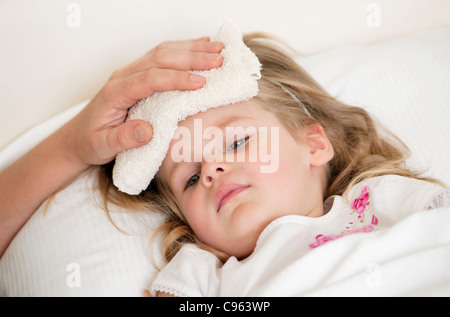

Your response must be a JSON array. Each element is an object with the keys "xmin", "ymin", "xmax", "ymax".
[
  {"xmin": 206, "ymin": 53, "xmax": 222, "ymax": 61},
  {"xmin": 133, "ymin": 124, "xmax": 150, "ymax": 143},
  {"xmin": 190, "ymin": 74, "xmax": 205, "ymax": 83}
]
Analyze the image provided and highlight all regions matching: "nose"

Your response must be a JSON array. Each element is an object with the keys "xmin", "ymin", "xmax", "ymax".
[{"xmin": 200, "ymin": 161, "xmax": 229, "ymax": 186}]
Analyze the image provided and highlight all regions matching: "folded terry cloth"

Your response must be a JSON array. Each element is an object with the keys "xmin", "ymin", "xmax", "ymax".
[{"xmin": 113, "ymin": 19, "xmax": 262, "ymax": 195}]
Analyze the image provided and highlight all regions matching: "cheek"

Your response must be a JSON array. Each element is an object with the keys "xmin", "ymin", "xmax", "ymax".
[
  {"xmin": 248, "ymin": 139, "xmax": 310, "ymax": 209},
  {"xmin": 181, "ymin": 192, "xmax": 215, "ymax": 242},
  {"xmin": 181, "ymin": 192, "xmax": 203, "ymax": 224},
  {"xmin": 247, "ymin": 139, "xmax": 300, "ymax": 185}
]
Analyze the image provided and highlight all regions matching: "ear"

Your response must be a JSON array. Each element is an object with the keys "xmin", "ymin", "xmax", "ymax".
[{"xmin": 304, "ymin": 124, "xmax": 334, "ymax": 167}]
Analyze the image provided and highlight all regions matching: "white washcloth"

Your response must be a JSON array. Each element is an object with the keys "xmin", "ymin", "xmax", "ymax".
[{"xmin": 113, "ymin": 19, "xmax": 262, "ymax": 195}]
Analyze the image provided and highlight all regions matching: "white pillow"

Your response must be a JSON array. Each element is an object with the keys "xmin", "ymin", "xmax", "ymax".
[{"xmin": 1, "ymin": 27, "xmax": 449, "ymax": 296}]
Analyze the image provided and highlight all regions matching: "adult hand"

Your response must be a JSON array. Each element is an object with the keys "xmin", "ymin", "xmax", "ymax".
[{"xmin": 67, "ymin": 37, "xmax": 224, "ymax": 167}]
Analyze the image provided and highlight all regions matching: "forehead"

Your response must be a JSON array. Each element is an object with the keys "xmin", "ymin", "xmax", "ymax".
[
  {"xmin": 178, "ymin": 100, "xmax": 259, "ymax": 129},
  {"xmin": 158, "ymin": 100, "xmax": 270, "ymax": 179}
]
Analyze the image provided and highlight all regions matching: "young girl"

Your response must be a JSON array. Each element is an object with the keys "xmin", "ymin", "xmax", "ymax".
[{"xmin": 96, "ymin": 34, "xmax": 449, "ymax": 296}]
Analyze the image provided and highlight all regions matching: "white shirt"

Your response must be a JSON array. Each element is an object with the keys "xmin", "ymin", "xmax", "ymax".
[{"xmin": 151, "ymin": 175, "xmax": 450, "ymax": 296}]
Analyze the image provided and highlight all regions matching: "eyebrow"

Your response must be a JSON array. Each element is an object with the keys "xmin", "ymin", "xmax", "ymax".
[{"xmin": 216, "ymin": 116, "xmax": 254, "ymax": 130}]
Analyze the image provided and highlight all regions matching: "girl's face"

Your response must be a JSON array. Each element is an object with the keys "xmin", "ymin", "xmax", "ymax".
[{"xmin": 160, "ymin": 100, "xmax": 333, "ymax": 258}]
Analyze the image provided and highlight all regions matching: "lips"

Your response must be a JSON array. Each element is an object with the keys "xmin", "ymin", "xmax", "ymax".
[{"xmin": 214, "ymin": 183, "xmax": 250, "ymax": 212}]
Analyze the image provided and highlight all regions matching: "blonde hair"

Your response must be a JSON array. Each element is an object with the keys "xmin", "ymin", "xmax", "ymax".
[{"xmin": 98, "ymin": 33, "xmax": 440, "ymax": 266}]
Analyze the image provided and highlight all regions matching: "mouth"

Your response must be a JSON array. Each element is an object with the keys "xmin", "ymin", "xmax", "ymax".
[{"xmin": 215, "ymin": 183, "xmax": 250, "ymax": 212}]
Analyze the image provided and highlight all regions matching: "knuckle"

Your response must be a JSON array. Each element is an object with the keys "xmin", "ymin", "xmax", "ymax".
[
  {"xmin": 101, "ymin": 80, "xmax": 117, "ymax": 101},
  {"xmin": 109, "ymin": 127, "xmax": 127, "ymax": 153},
  {"xmin": 109, "ymin": 69, "xmax": 122, "ymax": 80},
  {"xmin": 146, "ymin": 41, "xmax": 167, "ymax": 55},
  {"xmin": 152, "ymin": 48, "xmax": 167, "ymax": 67},
  {"xmin": 175, "ymin": 70, "xmax": 189, "ymax": 83},
  {"xmin": 186, "ymin": 51, "xmax": 198, "ymax": 67},
  {"xmin": 156, "ymin": 41, "xmax": 169, "ymax": 50},
  {"xmin": 108, "ymin": 137, "xmax": 121, "ymax": 154},
  {"xmin": 193, "ymin": 41, "xmax": 209, "ymax": 52},
  {"xmin": 140, "ymin": 68, "xmax": 158, "ymax": 84},
  {"xmin": 116, "ymin": 127, "xmax": 128, "ymax": 150}
]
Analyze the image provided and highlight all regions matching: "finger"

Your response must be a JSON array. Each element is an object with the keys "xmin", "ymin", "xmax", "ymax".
[
  {"xmin": 150, "ymin": 48, "xmax": 224, "ymax": 71},
  {"xmin": 105, "ymin": 68, "xmax": 206, "ymax": 108},
  {"xmin": 121, "ymin": 50, "xmax": 223, "ymax": 78},
  {"xmin": 105, "ymin": 120, "xmax": 153, "ymax": 156},
  {"xmin": 114, "ymin": 41, "xmax": 224, "ymax": 79},
  {"xmin": 146, "ymin": 37, "xmax": 223, "ymax": 54}
]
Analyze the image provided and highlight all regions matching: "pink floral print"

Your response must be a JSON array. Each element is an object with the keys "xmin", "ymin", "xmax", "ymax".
[
  {"xmin": 351, "ymin": 185, "xmax": 370, "ymax": 215},
  {"xmin": 309, "ymin": 225, "xmax": 374, "ymax": 248},
  {"xmin": 371, "ymin": 214, "xmax": 378, "ymax": 226},
  {"xmin": 310, "ymin": 185, "xmax": 378, "ymax": 249}
]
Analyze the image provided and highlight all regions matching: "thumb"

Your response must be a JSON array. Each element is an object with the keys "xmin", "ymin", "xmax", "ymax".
[{"xmin": 106, "ymin": 120, "xmax": 153, "ymax": 155}]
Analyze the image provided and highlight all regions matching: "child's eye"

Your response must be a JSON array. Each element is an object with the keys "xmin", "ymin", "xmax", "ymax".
[
  {"xmin": 185, "ymin": 173, "xmax": 200, "ymax": 189},
  {"xmin": 227, "ymin": 136, "xmax": 250, "ymax": 152}
]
